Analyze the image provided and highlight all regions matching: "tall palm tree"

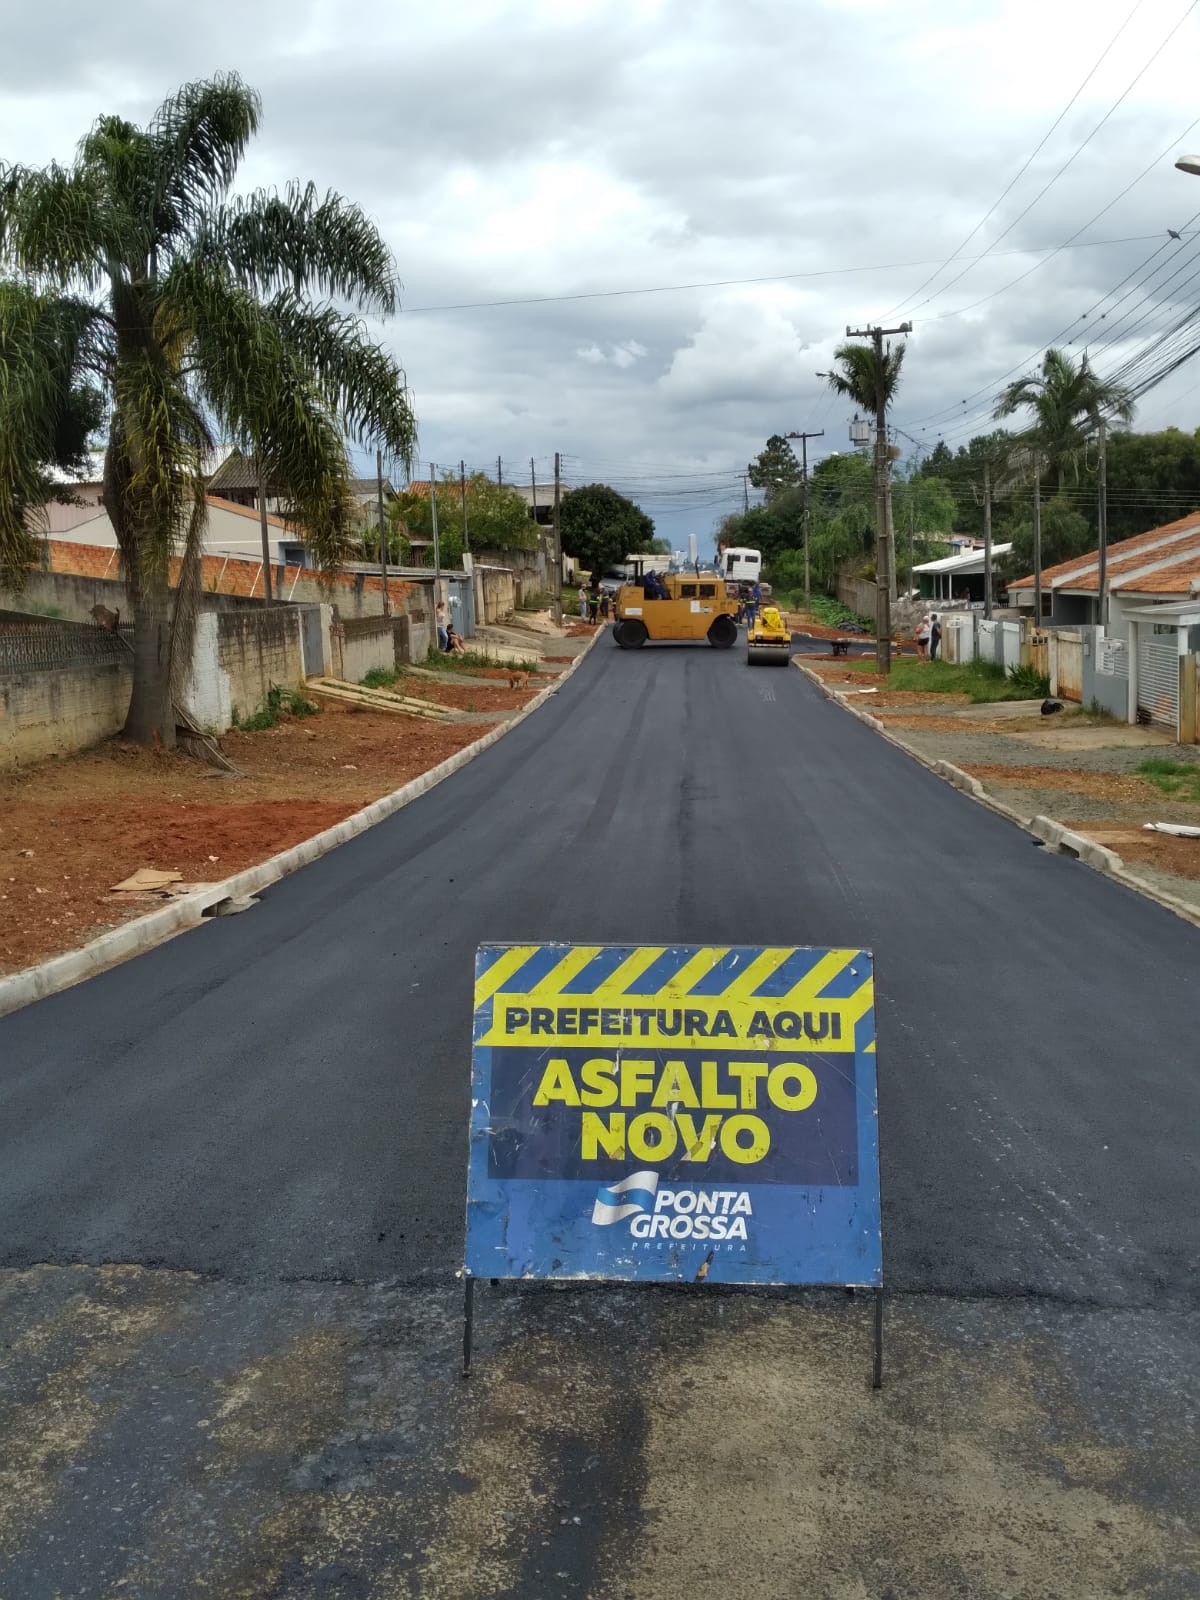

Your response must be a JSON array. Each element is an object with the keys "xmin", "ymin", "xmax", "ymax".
[
  {"xmin": 0, "ymin": 74, "xmax": 416, "ymax": 746},
  {"xmin": 825, "ymin": 338, "xmax": 907, "ymax": 612},
  {"xmin": 824, "ymin": 339, "xmax": 907, "ymax": 417},
  {"xmin": 994, "ymin": 347, "xmax": 1133, "ymax": 490}
]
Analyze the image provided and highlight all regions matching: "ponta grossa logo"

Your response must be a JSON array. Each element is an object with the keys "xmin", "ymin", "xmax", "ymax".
[
  {"xmin": 592, "ymin": 1173, "xmax": 752, "ymax": 1241},
  {"xmin": 591, "ymin": 1171, "xmax": 659, "ymax": 1224}
]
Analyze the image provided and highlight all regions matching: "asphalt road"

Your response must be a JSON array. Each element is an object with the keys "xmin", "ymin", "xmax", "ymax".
[
  {"xmin": 2, "ymin": 634, "xmax": 1198, "ymax": 1598},
  {"xmin": 4, "ymin": 635, "xmax": 1196, "ymax": 1302}
]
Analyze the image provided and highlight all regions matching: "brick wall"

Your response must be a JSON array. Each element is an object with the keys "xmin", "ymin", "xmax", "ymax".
[{"xmin": 39, "ymin": 540, "xmax": 417, "ymax": 616}]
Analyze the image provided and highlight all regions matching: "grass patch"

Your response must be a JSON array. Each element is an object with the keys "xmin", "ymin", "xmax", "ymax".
[
  {"xmin": 1136, "ymin": 756, "xmax": 1200, "ymax": 803},
  {"xmin": 427, "ymin": 648, "xmax": 540, "ymax": 674},
  {"xmin": 839, "ymin": 656, "xmax": 1049, "ymax": 703},
  {"xmin": 361, "ymin": 665, "xmax": 400, "ymax": 690},
  {"xmin": 234, "ymin": 684, "xmax": 320, "ymax": 732}
]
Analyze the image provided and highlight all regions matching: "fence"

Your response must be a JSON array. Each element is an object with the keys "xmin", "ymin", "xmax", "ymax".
[
  {"xmin": 939, "ymin": 614, "xmax": 1023, "ymax": 671},
  {"xmin": 0, "ymin": 617, "xmax": 132, "ymax": 673}
]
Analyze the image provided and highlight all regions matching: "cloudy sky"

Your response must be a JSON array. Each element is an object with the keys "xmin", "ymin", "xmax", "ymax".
[{"xmin": 3, "ymin": 0, "xmax": 1199, "ymax": 548}]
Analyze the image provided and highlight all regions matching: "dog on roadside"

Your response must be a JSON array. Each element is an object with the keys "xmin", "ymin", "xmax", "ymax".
[{"xmin": 508, "ymin": 670, "xmax": 530, "ymax": 690}]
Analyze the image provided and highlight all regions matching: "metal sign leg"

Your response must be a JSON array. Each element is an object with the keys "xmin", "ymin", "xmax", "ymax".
[
  {"xmin": 872, "ymin": 1287, "xmax": 884, "ymax": 1390},
  {"xmin": 462, "ymin": 1276, "xmax": 475, "ymax": 1379}
]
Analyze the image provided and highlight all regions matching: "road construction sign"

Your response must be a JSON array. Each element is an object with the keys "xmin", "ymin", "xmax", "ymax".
[{"xmin": 463, "ymin": 944, "xmax": 881, "ymax": 1287}]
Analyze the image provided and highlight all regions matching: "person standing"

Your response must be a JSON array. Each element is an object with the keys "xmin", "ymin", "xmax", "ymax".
[
  {"xmin": 435, "ymin": 599, "xmax": 448, "ymax": 653},
  {"xmin": 914, "ymin": 615, "xmax": 930, "ymax": 660},
  {"xmin": 577, "ymin": 582, "xmax": 588, "ymax": 621},
  {"xmin": 929, "ymin": 613, "xmax": 942, "ymax": 661},
  {"xmin": 746, "ymin": 581, "xmax": 761, "ymax": 627}
]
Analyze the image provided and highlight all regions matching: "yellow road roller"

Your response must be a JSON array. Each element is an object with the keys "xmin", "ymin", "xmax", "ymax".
[
  {"xmin": 612, "ymin": 570, "xmax": 740, "ymax": 650},
  {"xmin": 746, "ymin": 603, "xmax": 792, "ymax": 666}
]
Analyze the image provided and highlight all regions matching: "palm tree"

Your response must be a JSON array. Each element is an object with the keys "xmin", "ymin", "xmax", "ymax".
[
  {"xmin": 825, "ymin": 338, "xmax": 908, "ymax": 616},
  {"xmin": 0, "ymin": 74, "xmax": 416, "ymax": 746},
  {"xmin": 824, "ymin": 339, "xmax": 907, "ymax": 418},
  {"xmin": 0, "ymin": 282, "xmax": 104, "ymax": 564},
  {"xmin": 994, "ymin": 348, "xmax": 1133, "ymax": 490}
]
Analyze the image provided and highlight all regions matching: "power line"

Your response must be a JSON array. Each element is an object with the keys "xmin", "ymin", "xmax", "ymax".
[
  {"xmin": 897, "ymin": 0, "xmax": 1199, "ymax": 317},
  {"xmin": 882, "ymin": 0, "xmax": 1148, "ymax": 318},
  {"xmin": 901, "ymin": 210, "xmax": 1200, "ymax": 436},
  {"xmin": 921, "ymin": 110, "xmax": 1200, "ymax": 326},
  {"xmin": 386, "ymin": 233, "xmax": 1181, "ymax": 316}
]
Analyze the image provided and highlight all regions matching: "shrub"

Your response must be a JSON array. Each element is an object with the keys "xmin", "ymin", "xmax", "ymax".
[
  {"xmin": 1007, "ymin": 662, "xmax": 1051, "ymax": 698},
  {"xmin": 234, "ymin": 683, "xmax": 320, "ymax": 731}
]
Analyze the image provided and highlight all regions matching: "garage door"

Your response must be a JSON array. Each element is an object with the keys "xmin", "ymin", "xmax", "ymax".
[{"xmin": 1137, "ymin": 639, "xmax": 1179, "ymax": 732}]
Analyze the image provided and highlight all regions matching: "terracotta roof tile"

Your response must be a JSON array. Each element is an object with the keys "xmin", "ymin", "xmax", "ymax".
[{"xmin": 1009, "ymin": 513, "xmax": 1200, "ymax": 593}]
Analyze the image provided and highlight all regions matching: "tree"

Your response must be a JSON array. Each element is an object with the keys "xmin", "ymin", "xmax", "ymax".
[
  {"xmin": 891, "ymin": 471, "xmax": 957, "ymax": 590},
  {"xmin": 999, "ymin": 496, "xmax": 1091, "ymax": 578},
  {"xmin": 383, "ymin": 472, "xmax": 535, "ymax": 567},
  {"xmin": 825, "ymin": 337, "xmax": 908, "ymax": 612},
  {"xmin": 558, "ymin": 483, "xmax": 654, "ymax": 576},
  {"xmin": 825, "ymin": 339, "xmax": 906, "ymax": 416},
  {"xmin": 0, "ymin": 282, "xmax": 104, "ymax": 568},
  {"xmin": 994, "ymin": 347, "xmax": 1133, "ymax": 491},
  {"xmin": 747, "ymin": 434, "xmax": 801, "ymax": 502},
  {"xmin": 0, "ymin": 74, "xmax": 415, "ymax": 746}
]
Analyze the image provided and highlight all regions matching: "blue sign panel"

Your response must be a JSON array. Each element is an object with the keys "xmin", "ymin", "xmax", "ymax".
[{"xmin": 463, "ymin": 944, "xmax": 882, "ymax": 1287}]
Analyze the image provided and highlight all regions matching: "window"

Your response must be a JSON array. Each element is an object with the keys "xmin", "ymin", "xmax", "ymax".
[
  {"xmin": 698, "ymin": 583, "xmax": 716, "ymax": 597},
  {"xmin": 680, "ymin": 584, "xmax": 697, "ymax": 597}
]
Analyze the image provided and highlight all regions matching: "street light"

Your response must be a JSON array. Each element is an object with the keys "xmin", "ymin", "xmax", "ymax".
[{"xmin": 1175, "ymin": 155, "xmax": 1200, "ymax": 175}]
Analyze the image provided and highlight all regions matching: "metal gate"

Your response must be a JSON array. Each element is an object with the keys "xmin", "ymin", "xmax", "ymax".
[
  {"xmin": 448, "ymin": 576, "xmax": 476, "ymax": 639},
  {"xmin": 1138, "ymin": 638, "xmax": 1179, "ymax": 732},
  {"xmin": 298, "ymin": 605, "xmax": 325, "ymax": 678}
]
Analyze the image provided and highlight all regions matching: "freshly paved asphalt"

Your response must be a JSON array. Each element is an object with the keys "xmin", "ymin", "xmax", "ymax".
[
  {"xmin": 2, "ymin": 633, "xmax": 1197, "ymax": 1306},
  {"xmin": 3, "ymin": 632, "xmax": 1199, "ymax": 1598}
]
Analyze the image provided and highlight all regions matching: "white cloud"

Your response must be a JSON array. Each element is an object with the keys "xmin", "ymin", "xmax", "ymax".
[{"xmin": 2, "ymin": 0, "xmax": 1199, "ymax": 549}]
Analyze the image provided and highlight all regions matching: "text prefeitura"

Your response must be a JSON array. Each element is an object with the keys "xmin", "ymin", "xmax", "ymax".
[{"xmin": 502, "ymin": 1004, "xmax": 843, "ymax": 1042}]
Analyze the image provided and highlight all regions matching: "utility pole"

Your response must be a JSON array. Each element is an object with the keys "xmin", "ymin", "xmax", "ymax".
[
  {"xmin": 1033, "ymin": 468, "xmax": 1042, "ymax": 629},
  {"xmin": 376, "ymin": 448, "xmax": 389, "ymax": 615},
  {"xmin": 1097, "ymin": 419, "xmax": 1108, "ymax": 627},
  {"xmin": 497, "ymin": 456, "xmax": 503, "ymax": 485},
  {"xmin": 982, "ymin": 460, "xmax": 993, "ymax": 620},
  {"xmin": 255, "ymin": 451, "xmax": 273, "ymax": 605},
  {"xmin": 552, "ymin": 451, "xmax": 563, "ymax": 624},
  {"xmin": 846, "ymin": 321, "xmax": 911, "ymax": 675},
  {"xmin": 739, "ymin": 472, "xmax": 750, "ymax": 513},
  {"xmin": 429, "ymin": 463, "xmax": 441, "ymax": 596},
  {"xmin": 459, "ymin": 459, "xmax": 469, "ymax": 553},
  {"xmin": 785, "ymin": 429, "xmax": 824, "ymax": 617}
]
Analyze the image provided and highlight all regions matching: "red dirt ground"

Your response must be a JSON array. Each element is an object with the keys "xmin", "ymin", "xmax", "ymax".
[
  {"xmin": 0, "ymin": 702, "xmax": 497, "ymax": 973},
  {"xmin": 1062, "ymin": 821, "xmax": 1200, "ymax": 880},
  {"xmin": 393, "ymin": 672, "xmax": 539, "ymax": 712}
]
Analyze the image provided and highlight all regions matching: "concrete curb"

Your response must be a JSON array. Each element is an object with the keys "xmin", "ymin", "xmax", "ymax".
[
  {"xmin": 0, "ymin": 632, "xmax": 600, "ymax": 1019},
  {"xmin": 793, "ymin": 658, "xmax": 1200, "ymax": 932}
]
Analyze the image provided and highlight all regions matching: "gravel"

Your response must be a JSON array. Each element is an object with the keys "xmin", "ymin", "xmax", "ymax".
[{"xmin": 885, "ymin": 726, "xmax": 1200, "ymax": 775}]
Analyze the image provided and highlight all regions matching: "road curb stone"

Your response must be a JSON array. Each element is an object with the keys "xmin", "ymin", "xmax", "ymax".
[
  {"xmin": 0, "ymin": 628, "xmax": 600, "ymax": 1018},
  {"xmin": 793, "ymin": 658, "xmax": 1200, "ymax": 931}
]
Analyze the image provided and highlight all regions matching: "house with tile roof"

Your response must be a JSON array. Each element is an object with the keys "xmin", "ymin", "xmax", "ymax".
[
  {"xmin": 1008, "ymin": 515, "xmax": 1200, "ymax": 737},
  {"xmin": 1007, "ymin": 513, "xmax": 1200, "ymax": 632}
]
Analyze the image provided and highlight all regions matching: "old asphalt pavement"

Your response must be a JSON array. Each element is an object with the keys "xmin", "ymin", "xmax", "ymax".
[{"xmin": 1, "ymin": 633, "xmax": 1197, "ymax": 1598}]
